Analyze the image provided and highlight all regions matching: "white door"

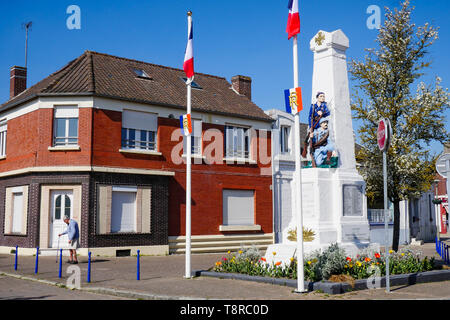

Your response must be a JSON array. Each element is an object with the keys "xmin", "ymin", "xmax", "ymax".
[{"xmin": 50, "ymin": 191, "xmax": 73, "ymax": 248}]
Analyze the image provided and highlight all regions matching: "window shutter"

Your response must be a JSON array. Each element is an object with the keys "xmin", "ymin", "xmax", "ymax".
[
  {"xmin": 21, "ymin": 186, "xmax": 28, "ymax": 235},
  {"xmin": 223, "ymin": 189, "xmax": 255, "ymax": 226},
  {"xmin": 122, "ymin": 110, "xmax": 158, "ymax": 132},
  {"xmin": 97, "ymin": 185, "xmax": 112, "ymax": 234},
  {"xmin": 4, "ymin": 188, "xmax": 12, "ymax": 234},
  {"xmin": 140, "ymin": 187, "xmax": 152, "ymax": 234},
  {"xmin": 54, "ymin": 106, "xmax": 79, "ymax": 118}
]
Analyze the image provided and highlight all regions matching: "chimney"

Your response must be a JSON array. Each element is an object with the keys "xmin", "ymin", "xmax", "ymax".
[
  {"xmin": 10, "ymin": 66, "xmax": 27, "ymax": 99},
  {"xmin": 231, "ymin": 75, "xmax": 252, "ymax": 100}
]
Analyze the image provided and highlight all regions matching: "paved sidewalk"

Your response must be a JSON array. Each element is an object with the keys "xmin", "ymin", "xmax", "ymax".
[{"xmin": 0, "ymin": 241, "xmax": 449, "ymax": 300}]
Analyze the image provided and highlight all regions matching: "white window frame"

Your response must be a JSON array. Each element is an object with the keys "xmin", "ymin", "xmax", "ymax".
[
  {"xmin": 280, "ymin": 125, "xmax": 291, "ymax": 154},
  {"xmin": 121, "ymin": 110, "xmax": 158, "ymax": 152},
  {"xmin": 11, "ymin": 191, "xmax": 24, "ymax": 234},
  {"xmin": 0, "ymin": 119, "xmax": 7, "ymax": 158},
  {"xmin": 225, "ymin": 125, "xmax": 250, "ymax": 159},
  {"xmin": 53, "ymin": 106, "xmax": 79, "ymax": 147},
  {"xmin": 110, "ymin": 186, "xmax": 137, "ymax": 234}
]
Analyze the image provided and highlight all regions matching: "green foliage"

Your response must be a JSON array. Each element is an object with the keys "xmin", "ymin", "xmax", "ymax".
[{"xmin": 349, "ymin": 0, "xmax": 449, "ymax": 250}]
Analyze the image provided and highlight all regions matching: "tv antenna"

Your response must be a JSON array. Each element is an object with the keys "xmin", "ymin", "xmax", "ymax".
[{"xmin": 22, "ymin": 21, "xmax": 33, "ymax": 68}]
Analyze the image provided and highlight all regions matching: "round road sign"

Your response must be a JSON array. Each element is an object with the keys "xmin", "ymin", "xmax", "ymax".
[
  {"xmin": 436, "ymin": 153, "xmax": 450, "ymax": 178},
  {"xmin": 377, "ymin": 118, "xmax": 391, "ymax": 152}
]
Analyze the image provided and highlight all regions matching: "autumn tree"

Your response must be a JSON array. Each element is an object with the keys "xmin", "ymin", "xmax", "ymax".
[{"xmin": 350, "ymin": 0, "xmax": 450, "ymax": 251}]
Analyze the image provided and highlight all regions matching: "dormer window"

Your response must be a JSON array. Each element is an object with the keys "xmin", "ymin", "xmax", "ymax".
[
  {"xmin": 133, "ymin": 68, "xmax": 151, "ymax": 80},
  {"xmin": 181, "ymin": 77, "xmax": 202, "ymax": 89}
]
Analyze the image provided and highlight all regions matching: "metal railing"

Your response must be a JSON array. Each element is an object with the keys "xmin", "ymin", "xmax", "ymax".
[
  {"xmin": 368, "ymin": 209, "xmax": 394, "ymax": 224},
  {"xmin": 436, "ymin": 237, "xmax": 450, "ymax": 264}
]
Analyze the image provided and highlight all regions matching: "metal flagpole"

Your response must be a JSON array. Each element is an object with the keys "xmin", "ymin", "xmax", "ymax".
[
  {"xmin": 383, "ymin": 149, "xmax": 390, "ymax": 293},
  {"xmin": 293, "ymin": 35, "xmax": 306, "ymax": 293},
  {"xmin": 185, "ymin": 11, "xmax": 193, "ymax": 279}
]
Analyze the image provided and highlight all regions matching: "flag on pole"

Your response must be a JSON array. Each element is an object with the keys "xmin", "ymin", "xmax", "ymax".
[
  {"xmin": 180, "ymin": 114, "xmax": 192, "ymax": 136},
  {"xmin": 183, "ymin": 14, "xmax": 194, "ymax": 79},
  {"xmin": 286, "ymin": 0, "xmax": 300, "ymax": 39},
  {"xmin": 284, "ymin": 87, "xmax": 303, "ymax": 115}
]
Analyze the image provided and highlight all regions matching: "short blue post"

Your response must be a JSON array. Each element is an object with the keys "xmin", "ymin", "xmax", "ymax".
[
  {"xmin": 14, "ymin": 246, "xmax": 18, "ymax": 271},
  {"xmin": 137, "ymin": 250, "xmax": 140, "ymax": 281},
  {"xmin": 34, "ymin": 247, "xmax": 39, "ymax": 274},
  {"xmin": 58, "ymin": 249, "xmax": 63, "ymax": 278},
  {"xmin": 87, "ymin": 252, "xmax": 91, "ymax": 283}
]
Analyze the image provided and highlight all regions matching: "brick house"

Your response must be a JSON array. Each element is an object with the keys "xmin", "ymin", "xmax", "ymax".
[{"xmin": 0, "ymin": 51, "xmax": 274, "ymax": 256}]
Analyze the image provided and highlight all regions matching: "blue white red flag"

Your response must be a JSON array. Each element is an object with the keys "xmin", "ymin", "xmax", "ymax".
[
  {"xmin": 286, "ymin": 0, "xmax": 300, "ymax": 39},
  {"xmin": 183, "ymin": 18, "xmax": 194, "ymax": 79},
  {"xmin": 180, "ymin": 114, "xmax": 192, "ymax": 136},
  {"xmin": 284, "ymin": 87, "xmax": 303, "ymax": 115}
]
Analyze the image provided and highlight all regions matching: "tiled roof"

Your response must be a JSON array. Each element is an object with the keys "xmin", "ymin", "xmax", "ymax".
[{"xmin": 1, "ymin": 51, "xmax": 273, "ymax": 122}]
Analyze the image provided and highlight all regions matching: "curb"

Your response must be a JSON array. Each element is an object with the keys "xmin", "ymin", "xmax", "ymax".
[
  {"xmin": 195, "ymin": 269, "xmax": 450, "ymax": 295},
  {"xmin": 0, "ymin": 271, "xmax": 204, "ymax": 300}
]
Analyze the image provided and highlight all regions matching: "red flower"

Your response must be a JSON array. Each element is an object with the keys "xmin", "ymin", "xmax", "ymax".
[
  {"xmin": 346, "ymin": 257, "xmax": 352, "ymax": 262},
  {"xmin": 365, "ymin": 257, "xmax": 371, "ymax": 262},
  {"xmin": 374, "ymin": 253, "xmax": 381, "ymax": 259},
  {"xmin": 275, "ymin": 261, "xmax": 282, "ymax": 266},
  {"xmin": 261, "ymin": 257, "xmax": 266, "ymax": 262}
]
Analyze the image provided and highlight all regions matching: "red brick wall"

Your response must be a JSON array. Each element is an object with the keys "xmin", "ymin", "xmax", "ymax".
[
  {"xmin": 0, "ymin": 108, "xmax": 93, "ymax": 172},
  {"xmin": 91, "ymin": 109, "xmax": 273, "ymax": 236}
]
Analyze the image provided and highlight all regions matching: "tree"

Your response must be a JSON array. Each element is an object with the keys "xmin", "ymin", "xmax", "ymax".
[{"xmin": 350, "ymin": 0, "xmax": 450, "ymax": 251}]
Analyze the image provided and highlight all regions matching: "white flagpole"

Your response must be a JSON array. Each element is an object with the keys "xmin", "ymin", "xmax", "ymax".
[
  {"xmin": 293, "ymin": 35, "xmax": 306, "ymax": 293},
  {"xmin": 185, "ymin": 11, "xmax": 193, "ymax": 279}
]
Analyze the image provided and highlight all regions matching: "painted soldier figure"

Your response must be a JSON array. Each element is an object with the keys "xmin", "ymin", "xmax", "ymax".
[
  {"xmin": 302, "ymin": 92, "xmax": 330, "ymax": 167},
  {"xmin": 311, "ymin": 118, "xmax": 334, "ymax": 166}
]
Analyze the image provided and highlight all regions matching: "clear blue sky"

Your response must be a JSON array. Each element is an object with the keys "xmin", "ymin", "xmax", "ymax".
[{"xmin": 0, "ymin": 0, "xmax": 448, "ymax": 154}]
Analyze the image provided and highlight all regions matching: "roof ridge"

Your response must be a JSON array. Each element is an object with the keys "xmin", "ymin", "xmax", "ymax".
[
  {"xmin": 44, "ymin": 52, "xmax": 91, "ymax": 93},
  {"xmin": 86, "ymin": 50, "xmax": 227, "ymax": 81}
]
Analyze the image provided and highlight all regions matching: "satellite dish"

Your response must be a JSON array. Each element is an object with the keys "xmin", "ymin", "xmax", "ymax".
[{"xmin": 436, "ymin": 153, "xmax": 450, "ymax": 178}]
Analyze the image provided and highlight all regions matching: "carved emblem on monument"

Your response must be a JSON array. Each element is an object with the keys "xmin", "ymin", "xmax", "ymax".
[{"xmin": 314, "ymin": 31, "xmax": 325, "ymax": 46}]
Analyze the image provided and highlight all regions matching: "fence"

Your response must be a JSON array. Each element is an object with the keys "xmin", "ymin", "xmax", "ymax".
[
  {"xmin": 368, "ymin": 209, "xmax": 394, "ymax": 224},
  {"xmin": 436, "ymin": 237, "xmax": 450, "ymax": 264}
]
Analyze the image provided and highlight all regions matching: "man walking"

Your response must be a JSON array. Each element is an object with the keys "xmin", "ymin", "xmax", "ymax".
[{"xmin": 58, "ymin": 216, "xmax": 80, "ymax": 264}]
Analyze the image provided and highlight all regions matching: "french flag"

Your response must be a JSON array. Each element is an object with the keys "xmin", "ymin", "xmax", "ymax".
[
  {"xmin": 286, "ymin": 0, "xmax": 300, "ymax": 40},
  {"xmin": 183, "ymin": 17, "xmax": 194, "ymax": 79},
  {"xmin": 180, "ymin": 114, "xmax": 192, "ymax": 136}
]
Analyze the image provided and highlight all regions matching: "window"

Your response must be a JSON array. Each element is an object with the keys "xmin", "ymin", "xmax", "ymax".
[
  {"xmin": 0, "ymin": 120, "xmax": 6, "ymax": 157},
  {"xmin": 4, "ymin": 186, "xmax": 28, "ymax": 235},
  {"xmin": 54, "ymin": 194, "xmax": 71, "ymax": 220},
  {"xmin": 225, "ymin": 126, "xmax": 250, "ymax": 159},
  {"xmin": 183, "ymin": 119, "xmax": 202, "ymax": 155},
  {"xmin": 53, "ymin": 106, "xmax": 79, "ymax": 146},
  {"xmin": 223, "ymin": 189, "xmax": 255, "ymax": 226},
  {"xmin": 181, "ymin": 77, "xmax": 202, "ymax": 89},
  {"xmin": 280, "ymin": 125, "xmax": 291, "ymax": 154},
  {"xmin": 121, "ymin": 110, "xmax": 158, "ymax": 151},
  {"xmin": 111, "ymin": 186, "xmax": 137, "ymax": 233},
  {"xmin": 12, "ymin": 192, "xmax": 23, "ymax": 234},
  {"xmin": 133, "ymin": 68, "xmax": 151, "ymax": 80}
]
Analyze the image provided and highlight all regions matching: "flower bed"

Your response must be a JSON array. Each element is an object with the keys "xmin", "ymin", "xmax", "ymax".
[{"xmin": 212, "ymin": 243, "xmax": 438, "ymax": 283}]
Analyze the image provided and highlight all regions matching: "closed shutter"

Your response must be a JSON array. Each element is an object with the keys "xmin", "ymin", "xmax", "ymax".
[
  {"xmin": 122, "ymin": 110, "xmax": 158, "ymax": 132},
  {"xmin": 223, "ymin": 189, "xmax": 255, "ymax": 226},
  {"xmin": 97, "ymin": 185, "xmax": 112, "ymax": 234}
]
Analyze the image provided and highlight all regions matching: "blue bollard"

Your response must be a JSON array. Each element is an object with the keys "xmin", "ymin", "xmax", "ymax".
[
  {"xmin": 35, "ymin": 247, "xmax": 39, "ymax": 274},
  {"xmin": 87, "ymin": 252, "xmax": 91, "ymax": 283},
  {"xmin": 58, "ymin": 249, "xmax": 63, "ymax": 278},
  {"xmin": 137, "ymin": 250, "xmax": 140, "ymax": 281},
  {"xmin": 14, "ymin": 246, "xmax": 18, "ymax": 271}
]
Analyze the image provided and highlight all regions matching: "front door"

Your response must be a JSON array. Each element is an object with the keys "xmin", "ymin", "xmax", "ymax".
[{"xmin": 50, "ymin": 191, "xmax": 73, "ymax": 248}]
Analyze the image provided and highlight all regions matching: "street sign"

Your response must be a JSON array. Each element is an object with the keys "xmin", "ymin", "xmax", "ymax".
[
  {"xmin": 436, "ymin": 153, "xmax": 450, "ymax": 178},
  {"xmin": 377, "ymin": 118, "xmax": 391, "ymax": 152}
]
